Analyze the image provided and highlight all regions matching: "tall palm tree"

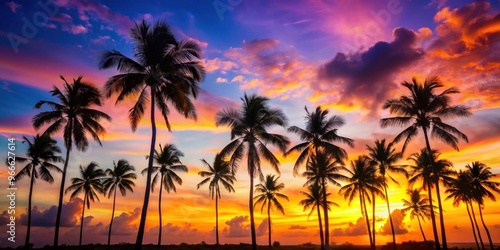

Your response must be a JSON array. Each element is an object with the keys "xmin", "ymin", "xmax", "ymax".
[
  {"xmin": 215, "ymin": 94, "xmax": 289, "ymax": 250},
  {"xmin": 380, "ymin": 76, "xmax": 471, "ymax": 250},
  {"xmin": 14, "ymin": 135, "xmax": 63, "ymax": 248},
  {"xmin": 445, "ymin": 171, "xmax": 483, "ymax": 250},
  {"xmin": 366, "ymin": 139, "xmax": 407, "ymax": 249},
  {"xmin": 98, "ymin": 20, "xmax": 205, "ymax": 249},
  {"xmin": 32, "ymin": 75, "xmax": 111, "ymax": 246},
  {"xmin": 466, "ymin": 162, "xmax": 500, "ymax": 250},
  {"xmin": 102, "ymin": 159, "xmax": 137, "ymax": 245},
  {"xmin": 339, "ymin": 155, "xmax": 384, "ymax": 250},
  {"xmin": 285, "ymin": 106, "xmax": 353, "ymax": 249},
  {"xmin": 65, "ymin": 162, "xmax": 105, "ymax": 246},
  {"xmin": 299, "ymin": 181, "xmax": 336, "ymax": 249},
  {"xmin": 254, "ymin": 174, "xmax": 289, "ymax": 247},
  {"xmin": 401, "ymin": 189, "xmax": 434, "ymax": 242},
  {"xmin": 197, "ymin": 153, "xmax": 236, "ymax": 246},
  {"xmin": 141, "ymin": 143, "xmax": 187, "ymax": 246}
]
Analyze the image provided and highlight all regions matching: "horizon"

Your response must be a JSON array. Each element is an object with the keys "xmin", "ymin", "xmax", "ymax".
[{"xmin": 1, "ymin": 0, "xmax": 500, "ymax": 248}]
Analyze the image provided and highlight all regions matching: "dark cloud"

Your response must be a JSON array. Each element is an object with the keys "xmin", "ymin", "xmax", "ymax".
[
  {"xmin": 289, "ymin": 225, "xmax": 307, "ymax": 230},
  {"xmin": 380, "ymin": 209, "xmax": 409, "ymax": 235},
  {"xmin": 317, "ymin": 27, "xmax": 424, "ymax": 114},
  {"xmin": 332, "ymin": 217, "xmax": 367, "ymax": 236},
  {"xmin": 110, "ymin": 207, "xmax": 140, "ymax": 235},
  {"xmin": 19, "ymin": 198, "xmax": 82, "ymax": 227},
  {"xmin": 0, "ymin": 210, "xmax": 11, "ymax": 225},
  {"xmin": 222, "ymin": 216, "xmax": 268, "ymax": 238}
]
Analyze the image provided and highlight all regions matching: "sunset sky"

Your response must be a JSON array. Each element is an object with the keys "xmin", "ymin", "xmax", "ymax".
[{"xmin": 1, "ymin": 0, "xmax": 500, "ymax": 247}]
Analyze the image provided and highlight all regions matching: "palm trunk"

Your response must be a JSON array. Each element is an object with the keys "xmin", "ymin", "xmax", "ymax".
[
  {"xmin": 470, "ymin": 203, "xmax": 485, "ymax": 250},
  {"xmin": 79, "ymin": 194, "xmax": 86, "ymax": 246},
  {"xmin": 416, "ymin": 215, "xmax": 426, "ymax": 242},
  {"xmin": 267, "ymin": 201, "xmax": 272, "ymax": 247},
  {"xmin": 158, "ymin": 174, "xmax": 164, "ymax": 246},
  {"xmin": 422, "ymin": 128, "xmax": 443, "ymax": 250},
  {"xmin": 477, "ymin": 203, "xmax": 494, "ymax": 250},
  {"xmin": 249, "ymin": 170, "xmax": 257, "ymax": 250},
  {"xmin": 322, "ymin": 178, "xmax": 330, "ymax": 249},
  {"xmin": 361, "ymin": 191, "xmax": 373, "ymax": 249},
  {"xmin": 384, "ymin": 184, "xmax": 397, "ymax": 249},
  {"xmin": 317, "ymin": 204, "xmax": 325, "ymax": 249},
  {"xmin": 466, "ymin": 202, "xmax": 480, "ymax": 250},
  {"xmin": 108, "ymin": 188, "xmax": 117, "ymax": 245},
  {"xmin": 25, "ymin": 166, "xmax": 36, "ymax": 248},
  {"xmin": 54, "ymin": 122, "xmax": 72, "ymax": 247},
  {"xmin": 215, "ymin": 194, "xmax": 219, "ymax": 246},
  {"xmin": 136, "ymin": 87, "xmax": 157, "ymax": 250},
  {"xmin": 426, "ymin": 181, "xmax": 440, "ymax": 250},
  {"xmin": 371, "ymin": 192, "xmax": 376, "ymax": 247}
]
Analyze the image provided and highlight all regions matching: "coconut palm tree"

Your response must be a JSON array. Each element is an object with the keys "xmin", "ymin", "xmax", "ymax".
[
  {"xmin": 366, "ymin": 139, "xmax": 407, "ymax": 249},
  {"xmin": 380, "ymin": 76, "xmax": 471, "ymax": 250},
  {"xmin": 98, "ymin": 20, "xmax": 205, "ymax": 249},
  {"xmin": 285, "ymin": 106, "xmax": 353, "ymax": 249},
  {"xmin": 401, "ymin": 189, "xmax": 435, "ymax": 242},
  {"xmin": 65, "ymin": 162, "xmax": 105, "ymax": 246},
  {"xmin": 445, "ymin": 171, "xmax": 483, "ymax": 250},
  {"xmin": 102, "ymin": 159, "xmax": 136, "ymax": 245},
  {"xmin": 254, "ymin": 174, "xmax": 289, "ymax": 247},
  {"xmin": 14, "ymin": 135, "xmax": 63, "ymax": 248},
  {"xmin": 215, "ymin": 94, "xmax": 289, "ymax": 250},
  {"xmin": 32, "ymin": 75, "xmax": 111, "ymax": 247},
  {"xmin": 141, "ymin": 143, "xmax": 187, "ymax": 246},
  {"xmin": 197, "ymin": 153, "xmax": 236, "ymax": 246},
  {"xmin": 339, "ymin": 155, "xmax": 384, "ymax": 250},
  {"xmin": 299, "ymin": 181, "xmax": 337, "ymax": 249},
  {"xmin": 466, "ymin": 162, "xmax": 500, "ymax": 250}
]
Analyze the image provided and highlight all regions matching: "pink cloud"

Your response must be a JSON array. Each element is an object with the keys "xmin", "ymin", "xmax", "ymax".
[
  {"xmin": 69, "ymin": 25, "xmax": 88, "ymax": 34},
  {"xmin": 6, "ymin": 1, "xmax": 21, "ymax": 13},
  {"xmin": 91, "ymin": 35, "xmax": 111, "ymax": 45}
]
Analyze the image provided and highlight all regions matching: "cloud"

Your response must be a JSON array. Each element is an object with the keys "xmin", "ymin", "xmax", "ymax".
[
  {"xmin": 380, "ymin": 209, "xmax": 409, "ymax": 235},
  {"xmin": 231, "ymin": 75, "xmax": 244, "ymax": 83},
  {"xmin": 110, "ymin": 208, "xmax": 140, "ymax": 235},
  {"xmin": 19, "ymin": 198, "xmax": 82, "ymax": 227},
  {"xmin": 91, "ymin": 35, "xmax": 111, "ymax": 45},
  {"xmin": 0, "ymin": 210, "xmax": 11, "ymax": 225},
  {"xmin": 216, "ymin": 77, "xmax": 228, "ymax": 83},
  {"xmin": 222, "ymin": 216, "xmax": 268, "ymax": 238},
  {"xmin": 6, "ymin": 1, "xmax": 21, "ymax": 13},
  {"xmin": 289, "ymin": 225, "xmax": 307, "ymax": 230},
  {"xmin": 204, "ymin": 58, "xmax": 238, "ymax": 73},
  {"xmin": 69, "ymin": 25, "xmax": 88, "ymax": 34},
  {"xmin": 316, "ymin": 27, "xmax": 425, "ymax": 115},
  {"xmin": 332, "ymin": 217, "xmax": 368, "ymax": 236}
]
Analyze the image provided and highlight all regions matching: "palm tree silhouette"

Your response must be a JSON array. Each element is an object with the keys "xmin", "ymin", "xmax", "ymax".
[
  {"xmin": 14, "ymin": 135, "xmax": 63, "ymax": 248},
  {"xmin": 33, "ymin": 75, "xmax": 110, "ymax": 247},
  {"xmin": 197, "ymin": 153, "xmax": 236, "ymax": 246},
  {"xmin": 401, "ymin": 189, "xmax": 434, "ymax": 242},
  {"xmin": 103, "ymin": 159, "xmax": 137, "ymax": 245},
  {"xmin": 366, "ymin": 139, "xmax": 407, "ymax": 249},
  {"xmin": 98, "ymin": 20, "xmax": 205, "ymax": 249},
  {"xmin": 141, "ymin": 143, "xmax": 187, "ymax": 246},
  {"xmin": 65, "ymin": 162, "xmax": 105, "ymax": 246},
  {"xmin": 254, "ymin": 174, "xmax": 289, "ymax": 247},
  {"xmin": 216, "ymin": 94, "xmax": 289, "ymax": 250},
  {"xmin": 466, "ymin": 162, "xmax": 500, "ymax": 250},
  {"xmin": 339, "ymin": 155, "xmax": 384, "ymax": 250},
  {"xmin": 285, "ymin": 106, "xmax": 353, "ymax": 249},
  {"xmin": 381, "ymin": 76, "xmax": 471, "ymax": 250},
  {"xmin": 299, "ymin": 181, "xmax": 337, "ymax": 248}
]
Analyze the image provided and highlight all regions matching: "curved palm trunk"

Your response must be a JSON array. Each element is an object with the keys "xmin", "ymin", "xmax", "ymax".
[
  {"xmin": 470, "ymin": 203, "xmax": 485, "ymax": 250},
  {"xmin": 108, "ymin": 188, "xmax": 117, "ymax": 245},
  {"xmin": 466, "ymin": 202, "xmax": 480, "ymax": 250},
  {"xmin": 422, "ymin": 128, "xmax": 444, "ymax": 250},
  {"xmin": 267, "ymin": 201, "xmax": 272, "ymax": 247},
  {"xmin": 54, "ymin": 120, "xmax": 72, "ymax": 247},
  {"xmin": 371, "ymin": 192, "xmax": 376, "ymax": 247},
  {"xmin": 249, "ymin": 170, "xmax": 257, "ymax": 250},
  {"xmin": 416, "ymin": 216, "xmax": 426, "ymax": 242},
  {"xmin": 322, "ymin": 178, "xmax": 330, "ymax": 249},
  {"xmin": 317, "ymin": 204, "xmax": 325, "ymax": 249},
  {"xmin": 215, "ymin": 194, "xmax": 219, "ymax": 246},
  {"xmin": 383, "ymin": 184, "xmax": 397, "ymax": 249},
  {"xmin": 426, "ymin": 181, "xmax": 440, "ymax": 250},
  {"xmin": 477, "ymin": 203, "xmax": 494, "ymax": 250},
  {"xmin": 79, "ymin": 194, "xmax": 87, "ymax": 246},
  {"xmin": 361, "ymin": 191, "xmax": 374, "ymax": 249},
  {"xmin": 25, "ymin": 166, "xmax": 36, "ymax": 248},
  {"xmin": 136, "ymin": 88, "xmax": 157, "ymax": 250},
  {"xmin": 158, "ymin": 174, "xmax": 164, "ymax": 246}
]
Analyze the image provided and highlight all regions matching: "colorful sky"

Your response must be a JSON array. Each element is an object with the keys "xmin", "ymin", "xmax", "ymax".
[{"xmin": 1, "ymin": 0, "xmax": 500, "ymax": 247}]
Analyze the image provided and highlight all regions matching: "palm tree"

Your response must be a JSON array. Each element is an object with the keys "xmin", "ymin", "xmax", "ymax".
[
  {"xmin": 32, "ymin": 75, "xmax": 111, "ymax": 246},
  {"xmin": 299, "ymin": 182, "xmax": 337, "ymax": 248},
  {"xmin": 445, "ymin": 171, "xmax": 483, "ymax": 250},
  {"xmin": 380, "ymin": 76, "xmax": 471, "ymax": 250},
  {"xmin": 215, "ymin": 94, "xmax": 289, "ymax": 250},
  {"xmin": 254, "ymin": 174, "xmax": 289, "ymax": 247},
  {"xmin": 65, "ymin": 162, "xmax": 105, "ymax": 246},
  {"xmin": 141, "ymin": 143, "xmax": 187, "ymax": 246},
  {"xmin": 14, "ymin": 135, "xmax": 63, "ymax": 248},
  {"xmin": 102, "ymin": 159, "xmax": 137, "ymax": 245},
  {"xmin": 401, "ymin": 189, "xmax": 435, "ymax": 242},
  {"xmin": 339, "ymin": 155, "xmax": 384, "ymax": 250},
  {"xmin": 98, "ymin": 19, "xmax": 205, "ymax": 249},
  {"xmin": 285, "ymin": 106, "xmax": 353, "ymax": 249},
  {"xmin": 366, "ymin": 139, "xmax": 407, "ymax": 249},
  {"xmin": 197, "ymin": 153, "xmax": 236, "ymax": 246},
  {"xmin": 466, "ymin": 162, "xmax": 500, "ymax": 250}
]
